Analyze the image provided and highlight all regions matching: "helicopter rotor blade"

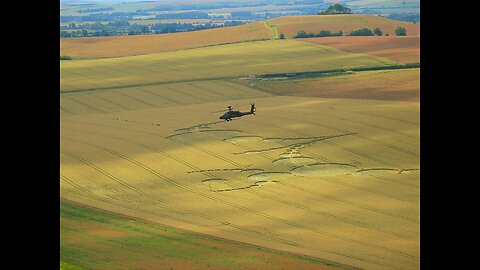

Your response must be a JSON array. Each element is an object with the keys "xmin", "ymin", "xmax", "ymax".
[
  {"xmin": 210, "ymin": 103, "xmax": 240, "ymax": 113},
  {"xmin": 210, "ymin": 109, "xmax": 228, "ymax": 113}
]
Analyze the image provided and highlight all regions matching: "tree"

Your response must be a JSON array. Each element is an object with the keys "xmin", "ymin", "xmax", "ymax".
[
  {"xmin": 373, "ymin": 28, "xmax": 382, "ymax": 36},
  {"xmin": 317, "ymin": 30, "xmax": 331, "ymax": 37},
  {"xmin": 348, "ymin": 28, "xmax": 374, "ymax": 36},
  {"xmin": 295, "ymin": 30, "xmax": 308, "ymax": 38},
  {"xmin": 319, "ymin": 4, "xmax": 352, "ymax": 15},
  {"xmin": 395, "ymin": 26, "xmax": 407, "ymax": 36},
  {"xmin": 279, "ymin": 33, "xmax": 285, "ymax": 39}
]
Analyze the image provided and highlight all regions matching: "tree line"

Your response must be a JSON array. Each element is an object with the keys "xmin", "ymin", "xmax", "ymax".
[{"xmin": 293, "ymin": 26, "xmax": 407, "ymax": 38}]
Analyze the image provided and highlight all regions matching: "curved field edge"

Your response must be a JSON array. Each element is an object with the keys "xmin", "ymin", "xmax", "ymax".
[
  {"xmin": 60, "ymin": 200, "xmax": 354, "ymax": 270},
  {"xmin": 60, "ymin": 39, "xmax": 397, "ymax": 93},
  {"xmin": 60, "ymin": 22, "xmax": 273, "ymax": 59}
]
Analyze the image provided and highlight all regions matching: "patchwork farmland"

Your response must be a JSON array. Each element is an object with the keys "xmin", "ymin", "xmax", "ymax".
[
  {"xmin": 60, "ymin": 14, "xmax": 420, "ymax": 270},
  {"xmin": 60, "ymin": 15, "xmax": 419, "ymax": 59}
]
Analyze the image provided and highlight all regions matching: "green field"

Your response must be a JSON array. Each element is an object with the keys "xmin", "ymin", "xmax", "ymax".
[{"xmin": 61, "ymin": 200, "xmax": 347, "ymax": 270}]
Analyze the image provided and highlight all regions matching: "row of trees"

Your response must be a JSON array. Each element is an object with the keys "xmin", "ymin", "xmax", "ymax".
[
  {"xmin": 349, "ymin": 27, "xmax": 407, "ymax": 36},
  {"xmin": 294, "ymin": 29, "xmax": 343, "ymax": 38},
  {"xmin": 293, "ymin": 26, "xmax": 407, "ymax": 38}
]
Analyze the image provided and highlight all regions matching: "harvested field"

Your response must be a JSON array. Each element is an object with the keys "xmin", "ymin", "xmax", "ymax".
[
  {"xmin": 267, "ymin": 14, "xmax": 420, "ymax": 38},
  {"xmin": 300, "ymin": 36, "xmax": 420, "ymax": 64},
  {"xmin": 60, "ymin": 22, "xmax": 273, "ymax": 59},
  {"xmin": 60, "ymin": 39, "xmax": 395, "ymax": 92},
  {"xmin": 242, "ymin": 68, "xmax": 420, "ymax": 102}
]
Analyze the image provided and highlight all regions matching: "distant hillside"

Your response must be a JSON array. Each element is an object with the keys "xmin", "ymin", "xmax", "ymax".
[
  {"xmin": 60, "ymin": 21, "xmax": 273, "ymax": 59},
  {"xmin": 267, "ymin": 14, "xmax": 420, "ymax": 38},
  {"xmin": 60, "ymin": 14, "xmax": 420, "ymax": 59}
]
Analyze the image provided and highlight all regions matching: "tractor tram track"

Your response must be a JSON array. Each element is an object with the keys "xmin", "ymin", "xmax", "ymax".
[
  {"xmin": 61, "ymin": 139, "xmax": 304, "ymax": 248},
  {"xmin": 62, "ymin": 118, "xmax": 418, "ymax": 222},
  {"xmin": 61, "ymin": 134, "xmax": 418, "ymax": 267},
  {"xmin": 62, "ymin": 117, "xmax": 419, "ymax": 220},
  {"xmin": 224, "ymin": 115, "xmax": 420, "ymax": 205},
  {"xmin": 255, "ymin": 113, "xmax": 420, "ymax": 193},
  {"xmin": 60, "ymin": 175, "xmax": 210, "ymax": 227}
]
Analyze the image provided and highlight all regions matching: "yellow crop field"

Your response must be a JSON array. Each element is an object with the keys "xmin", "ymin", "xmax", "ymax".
[
  {"xmin": 60, "ymin": 39, "xmax": 396, "ymax": 92},
  {"xmin": 60, "ymin": 80, "xmax": 271, "ymax": 116},
  {"xmin": 61, "ymin": 88, "xmax": 419, "ymax": 269},
  {"xmin": 300, "ymin": 36, "xmax": 420, "ymax": 64},
  {"xmin": 267, "ymin": 14, "xmax": 420, "ymax": 37},
  {"xmin": 242, "ymin": 68, "xmax": 420, "ymax": 102},
  {"xmin": 60, "ymin": 22, "xmax": 273, "ymax": 59}
]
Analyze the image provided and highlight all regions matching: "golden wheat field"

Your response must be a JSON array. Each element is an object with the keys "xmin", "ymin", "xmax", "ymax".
[{"xmin": 61, "ymin": 15, "xmax": 420, "ymax": 270}]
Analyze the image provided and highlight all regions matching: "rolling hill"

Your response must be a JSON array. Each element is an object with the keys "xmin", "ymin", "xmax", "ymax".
[
  {"xmin": 60, "ymin": 14, "xmax": 419, "ymax": 59},
  {"xmin": 267, "ymin": 14, "xmax": 420, "ymax": 38}
]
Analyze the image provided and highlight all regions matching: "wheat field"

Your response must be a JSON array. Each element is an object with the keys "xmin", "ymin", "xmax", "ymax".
[
  {"xmin": 61, "ymin": 16, "xmax": 420, "ymax": 269},
  {"xmin": 61, "ymin": 84, "xmax": 419, "ymax": 269}
]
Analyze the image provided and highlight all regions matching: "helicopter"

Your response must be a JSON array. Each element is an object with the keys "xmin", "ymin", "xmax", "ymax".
[{"xmin": 216, "ymin": 103, "xmax": 256, "ymax": 121}]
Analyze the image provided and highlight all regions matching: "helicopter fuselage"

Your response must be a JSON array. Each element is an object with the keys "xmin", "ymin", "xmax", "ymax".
[
  {"xmin": 218, "ymin": 103, "xmax": 256, "ymax": 121},
  {"xmin": 219, "ymin": 110, "xmax": 252, "ymax": 121}
]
